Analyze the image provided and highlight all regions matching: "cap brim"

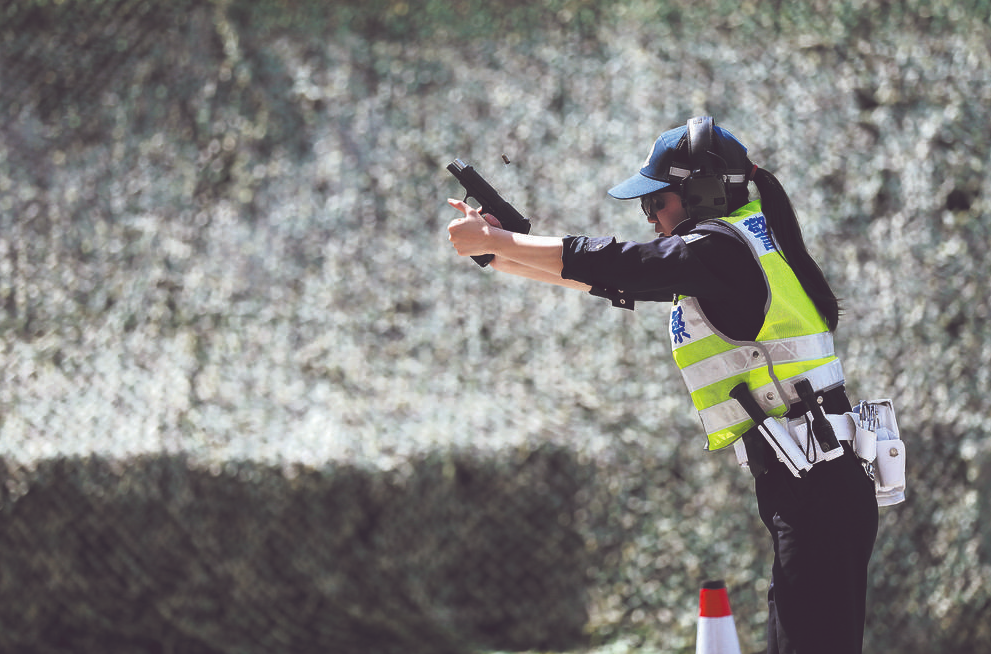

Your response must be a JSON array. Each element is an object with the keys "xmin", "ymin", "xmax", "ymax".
[{"xmin": 607, "ymin": 173, "xmax": 674, "ymax": 200}]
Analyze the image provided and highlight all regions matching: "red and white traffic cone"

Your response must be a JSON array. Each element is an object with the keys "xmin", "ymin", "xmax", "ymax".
[{"xmin": 696, "ymin": 579, "xmax": 742, "ymax": 654}]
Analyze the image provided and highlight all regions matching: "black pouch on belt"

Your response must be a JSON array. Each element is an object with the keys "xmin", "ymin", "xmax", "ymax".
[{"xmin": 794, "ymin": 379, "xmax": 842, "ymax": 455}]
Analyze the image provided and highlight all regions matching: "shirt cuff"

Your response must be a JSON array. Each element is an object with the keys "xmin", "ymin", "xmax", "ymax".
[
  {"xmin": 562, "ymin": 235, "xmax": 635, "ymax": 310},
  {"xmin": 590, "ymin": 286, "xmax": 636, "ymax": 310},
  {"xmin": 561, "ymin": 234, "xmax": 616, "ymax": 282}
]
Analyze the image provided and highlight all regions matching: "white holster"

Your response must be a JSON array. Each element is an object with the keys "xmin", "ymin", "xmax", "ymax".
[
  {"xmin": 733, "ymin": 399, "xmax": 906, "ymax": 506},
  {"xmin": 855, "ymin": 399, "xmax": 906, "ymax": 506}
]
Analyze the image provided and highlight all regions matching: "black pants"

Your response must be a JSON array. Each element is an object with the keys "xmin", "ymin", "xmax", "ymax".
[{"xmin": 755, "ymin": 442, "xmax": 878, "ymax": 654}]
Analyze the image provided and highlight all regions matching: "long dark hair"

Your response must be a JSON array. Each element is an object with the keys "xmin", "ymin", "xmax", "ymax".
[{"xmin": 750, "ymin": 167, "xmax": 841, "ymax": 331}]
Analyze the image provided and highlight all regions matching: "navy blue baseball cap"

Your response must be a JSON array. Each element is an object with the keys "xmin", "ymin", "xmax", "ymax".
[{"xmin": 608, "ymin": 124, "xmax": 750, "ymax": 200}]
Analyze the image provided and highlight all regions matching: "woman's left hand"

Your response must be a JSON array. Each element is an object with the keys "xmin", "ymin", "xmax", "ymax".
[{"xmin": 446, "ymin": 199, "xmax": 503, "ymax": 257}]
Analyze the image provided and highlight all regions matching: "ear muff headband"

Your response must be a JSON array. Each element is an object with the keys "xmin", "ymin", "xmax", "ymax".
[
  {"xmin": 682, "ymin": 115, "xmax": 729, "ymax": 220},
  {"xmin": 687, "ymin": 116, "xmax": 714, "ymax": 164}
]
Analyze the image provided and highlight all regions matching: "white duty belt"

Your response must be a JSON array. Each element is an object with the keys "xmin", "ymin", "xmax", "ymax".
[
  {"xmin": 732, "ymin": 406, "xmax": 907, "ymax": 507},
  {"xmin": 733, "ymin": 411, "xmax": 867, "ymax": 464}
]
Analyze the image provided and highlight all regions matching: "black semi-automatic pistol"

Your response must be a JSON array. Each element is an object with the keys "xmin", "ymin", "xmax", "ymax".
[{"xmin": 447, "ymin": 158, "xmax": 531, "ymax": 267}]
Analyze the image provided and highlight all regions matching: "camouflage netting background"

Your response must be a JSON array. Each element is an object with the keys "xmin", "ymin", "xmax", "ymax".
[{"xmin": 1, "ymin": 1, "xmax": 990, "ymax": 652}]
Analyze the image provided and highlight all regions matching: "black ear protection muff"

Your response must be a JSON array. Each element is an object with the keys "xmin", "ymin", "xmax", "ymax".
[{"xmin": 681, "ymin": 116, "xmax": 730, "ymax": 221}]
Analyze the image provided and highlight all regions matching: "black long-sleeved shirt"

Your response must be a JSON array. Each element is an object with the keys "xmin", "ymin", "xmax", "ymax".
[{"xmin": 560, "ymin": 218, "xmax": 769, "ymax": 342}]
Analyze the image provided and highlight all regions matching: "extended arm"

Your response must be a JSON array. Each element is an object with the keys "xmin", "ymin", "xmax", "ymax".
[
  {"xmin": 488, "ymin": 256, "xmax": 593, "ymax": 290},
  {"xmin": 447, "ymin": 199, "xmax": 592, "ymax": 291}
]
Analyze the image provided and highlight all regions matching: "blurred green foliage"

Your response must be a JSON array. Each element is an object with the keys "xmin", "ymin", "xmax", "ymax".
[
  {"xmin": 2, "ymin": 0, "xmax": 991, "ymax": 653},
  {"xmin": 6, "ymin": 0, "xmax": 991, "ymax": 45}
]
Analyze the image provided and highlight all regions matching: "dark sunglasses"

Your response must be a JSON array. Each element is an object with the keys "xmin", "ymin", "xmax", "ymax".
[{"xmin": 641, "ymin": 190, "xmax": 671, "ymax": 217}]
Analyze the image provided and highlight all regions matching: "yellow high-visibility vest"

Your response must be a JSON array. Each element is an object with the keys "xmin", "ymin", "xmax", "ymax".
[{"xmin": 670, "ymin": 201, "xmax": 844, "ymax": 451}]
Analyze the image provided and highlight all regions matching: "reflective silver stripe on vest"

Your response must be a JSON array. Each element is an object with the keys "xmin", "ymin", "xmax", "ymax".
[
  {"xmin": 680, "ymin": 332, "xmax": 835, "ymax": 393},
  {"xmin": 698, "ymin": 359, "xmax": 845, "ymax": 435}
]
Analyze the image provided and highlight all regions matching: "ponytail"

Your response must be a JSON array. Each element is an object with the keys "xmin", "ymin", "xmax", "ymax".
[{"xmin": 751, "ymin": 166, "xmax": 841, "ymax": 331}]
